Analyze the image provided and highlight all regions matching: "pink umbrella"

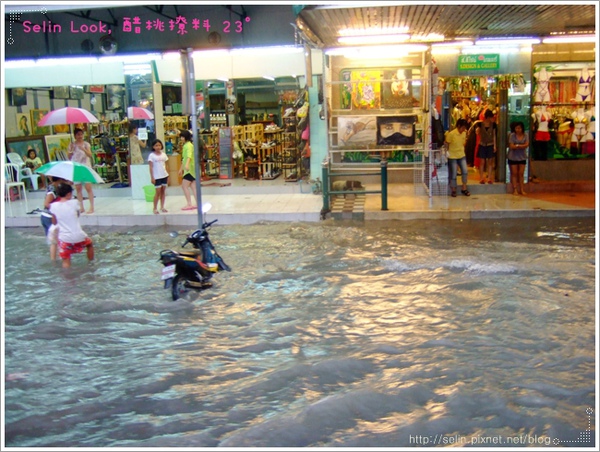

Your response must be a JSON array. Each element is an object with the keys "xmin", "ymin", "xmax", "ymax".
[
  {"xmin": 36, "ymin": 107, "xmax": 99, "ymax": 126},
  {"xmin": 127, "ymin": 106, "xmax": 154, "ymax": 120}
]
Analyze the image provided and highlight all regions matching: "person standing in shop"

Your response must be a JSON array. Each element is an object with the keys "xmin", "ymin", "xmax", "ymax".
[
  {"xmin": 476, "ymin": 110, "xmax": 497, "ymax": 184},
  {"xmin": 507, "ymin": 121, "xmax": 529, "ymax": 195},
  {"xmin": 148, "ymin": 139, "xmax": 169, "ymax": 214},
  {"xmin": 444, "ymin": 118, "xmax": 470, "ymax": 197},
  {"xmin": 129, "ymin": 124, "xmax": 147, "ymax": 164},
  {"xmin": 67, "ymin": 128, "xmax": 95, "ymax": 214},
  {"xmin": 178, "ymin": 130, "xmax": 197, "ymax": 211}
]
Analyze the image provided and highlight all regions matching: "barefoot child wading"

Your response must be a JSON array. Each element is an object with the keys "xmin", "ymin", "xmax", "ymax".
[{"xmin": 49, "ymin": 183, "xmax": 94, "ymax": 269}]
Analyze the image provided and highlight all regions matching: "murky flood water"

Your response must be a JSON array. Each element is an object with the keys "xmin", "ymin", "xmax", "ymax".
[{"xmin": 3, "ymin": 218, "xmax": 596, "ymax": 448}]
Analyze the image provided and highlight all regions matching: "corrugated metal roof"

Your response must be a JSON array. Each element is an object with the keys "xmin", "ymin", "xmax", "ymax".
[{"xmin": 296, "ymin": 3, "xmax": 596, "ymax": 47}]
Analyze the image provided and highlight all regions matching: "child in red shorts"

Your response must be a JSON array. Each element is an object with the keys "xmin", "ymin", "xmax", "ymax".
[{"xmin": 49, "ymin": 183, "xmax": 94, "ymax": 268}]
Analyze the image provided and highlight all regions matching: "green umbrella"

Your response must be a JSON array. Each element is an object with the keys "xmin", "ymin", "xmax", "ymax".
[{"xmin": 36, "ymin": 161, "xmax": 104, "ymax": 184}]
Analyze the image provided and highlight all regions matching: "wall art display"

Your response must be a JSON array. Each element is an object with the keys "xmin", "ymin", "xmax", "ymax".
[
  {"xmin": 16, "ymin": 112, "xmax": 32, "ymax": 137},
  {"xmin": 69, "ymin": 85, "xmax": 84, "ymax": 100},
  {"xmin": 53, "ymin": 124, "xmax": 71, "ymax": 134},
  {"xmin": 106, "ymin": 84, "xmax": 124, "ymax": 110},
  {"xmin": 340, "ymin": 70, "xmax": 352, "ymax": 110},
  {"xmin": 30, "ymin": 109, "xmax": 51, "ymax": 135},
  {"xmin": 382, "ymin": 68, "xmax": 419, "ymax": 109},
  {"xmin": 53, "ymin": 86, "xmax": 70, "ymax": 99},
  {"xmin": 351, "ymin": 70, "xmax": 381, "ymax": 110},
  {"xmin": 44, "ymin": 134, "xmax": 72, "ymax": 161},
  {"xmin": 9, "ymin": 88, "xmax": 28, "ymax": 106},
  {"xmin": 337, "ymin": 116, "xmax": 377, "ymax": 147},
  {"xmin": 6, "ymin": 136, "xmax": 48, "ymax": 163},
  {"xmin": 376, "ymin": 115, "xmax": 417, "ymax": 146}
]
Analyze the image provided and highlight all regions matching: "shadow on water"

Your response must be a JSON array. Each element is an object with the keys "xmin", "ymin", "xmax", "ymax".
[{"xmin": 3, "ymin": 218, "xmax": 596, "ymax": 447}]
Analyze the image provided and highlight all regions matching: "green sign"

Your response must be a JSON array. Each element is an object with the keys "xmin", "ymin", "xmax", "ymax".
[{"xmin": 458, "ymin": 54, "xmax": 500, "ymax": 71}]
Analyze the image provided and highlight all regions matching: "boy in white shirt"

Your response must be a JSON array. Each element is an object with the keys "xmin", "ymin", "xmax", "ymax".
[{"xmin": 49, "ymin": 183, "xmax": 94, "ymax": 268}]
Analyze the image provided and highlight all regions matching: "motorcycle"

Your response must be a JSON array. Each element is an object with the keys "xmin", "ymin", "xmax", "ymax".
[{"xmin": 159, "ymin": 203, "xmax": 231, "ymax": 300}]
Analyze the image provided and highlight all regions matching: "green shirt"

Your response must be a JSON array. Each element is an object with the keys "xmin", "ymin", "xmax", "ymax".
[{"xmin": 182, "ymin": 141, "xmax": 195, "ymax": 178}]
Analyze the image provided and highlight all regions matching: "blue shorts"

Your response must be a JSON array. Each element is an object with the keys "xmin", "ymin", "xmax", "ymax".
[
  {"xmin": 41, "ymin": 215, "xmax": 53, "ymax": 236},
  {"xmin": 154, "ymin": 176, "xmax": 168, "ymax": 187},
  {"xmin": 477, "ymin": 145, "xmax": 495, "ymax": 160}
]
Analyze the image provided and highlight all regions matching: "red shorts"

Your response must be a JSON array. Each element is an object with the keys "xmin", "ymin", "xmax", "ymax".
[{"xmin": 58, "ymin": 237, "xmax": 93, "ymax": 260}]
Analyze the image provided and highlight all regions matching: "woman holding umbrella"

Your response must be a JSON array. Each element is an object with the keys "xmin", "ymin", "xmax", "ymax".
[{"xmin": 68, "ymin": 128, "xmax": 95, "ymax": 214}]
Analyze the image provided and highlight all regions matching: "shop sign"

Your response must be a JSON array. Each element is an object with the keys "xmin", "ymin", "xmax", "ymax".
[{"xmin": 458, "ymin": 54, "xmax": 500, "ymax": 71}]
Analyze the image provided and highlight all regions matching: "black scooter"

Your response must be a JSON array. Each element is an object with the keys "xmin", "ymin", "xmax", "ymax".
[{"xmin": 159, "ymin": 203, "xmax": 231, "ymax": 300}]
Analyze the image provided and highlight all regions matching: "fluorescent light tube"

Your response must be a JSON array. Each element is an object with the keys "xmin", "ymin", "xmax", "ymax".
[
  {"xmin": 475, "ymin": 37, "xmax": 541, "ymax": 46},
  {"xmin": 338, "ymin": 34, "xmax": 410, "ymax": 45},
  {"xmin": 542, "ymin": 35, "xmax": 596, "ymax": 43}
]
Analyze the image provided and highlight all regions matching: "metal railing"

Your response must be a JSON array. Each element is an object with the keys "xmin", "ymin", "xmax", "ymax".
[{"xmin": 321, "ymin": 159, "xmax": 388, "ymax": 214}]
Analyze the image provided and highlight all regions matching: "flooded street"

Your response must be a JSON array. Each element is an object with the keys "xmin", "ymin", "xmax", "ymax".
[{"xmin": 3, "ymin": 218, "xmax": 596, "ymax": 448}]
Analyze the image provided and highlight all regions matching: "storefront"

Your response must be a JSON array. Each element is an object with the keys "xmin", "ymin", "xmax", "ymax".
[
  {"xmin": 320, "ymin": 40, "xmax": 595, "ymax": 187},
  {"xmin": 4, "ymin": 47, "xmax": 325, "ymax": 196}
]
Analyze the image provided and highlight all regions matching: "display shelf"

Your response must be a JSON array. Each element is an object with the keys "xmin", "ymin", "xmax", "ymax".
[
  {"xmin": 282, "ymin": 112, "xmax": 300, "ymax": 179},
  {"xmin": 200, "ymin": 130, "xmax": 220, "ymax": 178}
]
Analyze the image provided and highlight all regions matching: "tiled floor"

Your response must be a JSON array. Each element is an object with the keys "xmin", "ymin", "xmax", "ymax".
[{"xmin": 3, "ymin": 176, "xmax": 595, "ymax": 228}]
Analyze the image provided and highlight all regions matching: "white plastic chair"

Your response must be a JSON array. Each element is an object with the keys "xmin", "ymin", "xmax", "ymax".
[
  {"xmin": 5, "ymin": 163, "xmax": 29, "ymax": 216},
  {"xmin": 7, "ymin": 152, "xmax": 41, "ymax": 190}
]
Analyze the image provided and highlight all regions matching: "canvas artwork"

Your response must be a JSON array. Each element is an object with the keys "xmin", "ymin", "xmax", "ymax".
[
  {"xmin": 106, "ymin": 84, "xmax": 124, "ymax": 110},
  {"xmin": 376, "ymin": 115, "xmax": 417, "ymax": 146},
  {"xmin": 340, "ymin": 70, "xmax": 352, "ymax": 110},
  {"xmin": 53, "ymin": 86, "xmax": 70, "ymax": 99},
  {"xmin": 351, "ymin": 70, "xmax": 381, "ymax": 110},
  {"xmin": 70, "ymin": 85, "xmax": 84, "ymax": 100},
  {"xmin": 16, "ymin": 112, "xmax": 32, "ymax": 137},
  {"xmin": 53, "ymin": 124, "xmax": 71, "ymax": 134},
  {"xmin": 10, "ymin": 88, "xmax": 28, "ymax": 106},
  {"xmin": 337, "ymin": 116, "xmax": 377, "ymax": 148},
  {"xmin": 382, "ymin": 68, "xmax": 419, "ymax": 109},
  {"xmin": 30, "ymin": 109, "xmax": 51, "ymax": 135},
  {"xmin": 6, "ymin": 136, "xmax": 48, "ymax": 163},
  {"xmin": 44, "ymin": 134, "xmax": 72, "ymax": 161}
]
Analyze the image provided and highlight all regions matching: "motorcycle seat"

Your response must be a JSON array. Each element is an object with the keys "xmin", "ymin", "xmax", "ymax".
[{"xmin": 179, "ymin": 250, "xmax": 202, "ymax": 257}]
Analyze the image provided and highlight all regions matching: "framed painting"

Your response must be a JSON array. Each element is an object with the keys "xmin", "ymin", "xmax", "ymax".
[
  {"xmin": 382, "ymin": 68, "xmax": 420, "ymax": 109},
  {"xmin": 70, "ymin": 85, "xmax": 84, "ymax": 100},
  {"xmin": 340, "ymin": 70, "xmax": 352, "ymax": 110},
  {"xmin": 30, "ymin": 109, "xmax": 51, "ymax": 135},
  {"xmin": 376, "ymin": 115, "xmax": 417, "ymax": 146},
  {"xmin": 106, "ymin": 84, "xmax": 124, "ymax": 110},
  {"xmin": 5, "ymin": 136, "xmax": 48, "ymax": 163},
  {"xmin": 53, "ymin": 124, "xmax": 71, "ymax": 134},
  {"xmin": 9, "ymin": 88, "xmax": 28, "ymax": 106},
  {"xmin": 337, "ymin": 116, "xmax": 377, "ymax": 148},
  {"xmin": 44, "ymin": 134, "xmax": 72, "ymax": 161},
  {"xmin": 53, "ymin": 86, "xmax": 70, "ymax": 99},
  {"xmin": 16, "ymin": 112, "xmax": 32, "ymax": 137},
  {"xmin": 351, "ymin": 70, "xmax": 381, "ymax": 110}
]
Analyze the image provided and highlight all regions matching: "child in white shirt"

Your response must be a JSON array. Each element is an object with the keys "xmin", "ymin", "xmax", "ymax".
[
  {"xmin": 49, "ymin": 183, "xmax": 94, "ymax": 268},
  {"xmin": 148, "ymin": 139, "xmax": 169, "ymax": 214}
]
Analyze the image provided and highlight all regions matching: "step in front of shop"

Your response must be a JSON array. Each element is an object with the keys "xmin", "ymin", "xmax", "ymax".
[{"xmin": 330, "ymin": 193, "xmax": 365, "ymax": 220}]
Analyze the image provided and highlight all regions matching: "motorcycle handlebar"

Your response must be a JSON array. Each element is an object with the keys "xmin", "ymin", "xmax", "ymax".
[{"xmin": 204, "ymin": 219, "xmax": 218, "ymax": 228}]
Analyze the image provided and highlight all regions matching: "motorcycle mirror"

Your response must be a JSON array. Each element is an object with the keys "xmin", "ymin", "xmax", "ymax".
[
  {"xmin": 169, "ymin": 231, "xmax": 179, "ymax": 238},
  {"xmin": 202, "ymin": 202, "xmax": 212, "ymax": 214}
]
